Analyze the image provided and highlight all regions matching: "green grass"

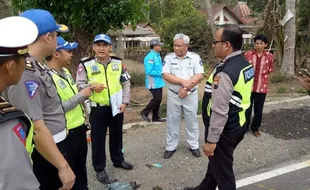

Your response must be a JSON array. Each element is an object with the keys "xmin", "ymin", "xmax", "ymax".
[
  {"xmin": 130, "ymin": 71, "xmax": 145, "ymax": 87},
  {"xmin": 276, "ymin": 87, "xmax": 287, "ymax": 94}
]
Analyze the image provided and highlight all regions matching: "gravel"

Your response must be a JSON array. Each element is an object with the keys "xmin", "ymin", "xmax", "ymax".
[{"xmin": 87, "ymin": 98, "xmax": 310, "ymax": 190}]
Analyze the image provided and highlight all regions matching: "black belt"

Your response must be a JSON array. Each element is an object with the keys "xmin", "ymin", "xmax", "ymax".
[{"xmin": 168, "ymin": 88, "xmax": 196, "ymax": 94}]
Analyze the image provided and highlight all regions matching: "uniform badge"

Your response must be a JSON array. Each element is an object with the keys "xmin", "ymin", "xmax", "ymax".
[
  {"xmin": 78, "ymin": 65, "xmax": 84, "ymax": 74},
  {"xmin": 212, "ymin": 76, "xmax": 221, "ymax": 89},
  {"xmin": 57, "ymin": 79, "xmax": 67, "ymax": 90},
  {"xmin": 243, "ymin": 67, "xmax": 254, "ymax": 83},
  {"xmin": 25, "ymin": 80, "xmax": 39, "ymax": 98},
  {"xmin": 112, "ymin": 64, "xmax": 119, "ymax": 71},
  {"xmin": 149, "ymin": 60, "xmax": 154, "ymax": 64},
  {"xmin": 13, "ymin": 123, "xmax": 26, "ymax": 146},
  {"xmin": 91, "ymin": 64, "xmax": 101, "ymax": 75}
]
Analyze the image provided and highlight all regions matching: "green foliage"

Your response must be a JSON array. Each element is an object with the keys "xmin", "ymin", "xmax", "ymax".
[
  {"xmin": 11, "ymin": 0, "xmax": 149, "ymax": 34},
  {"xmin": 129, "ymin": 70, "xmax": 145, "ymax": 87},
  {"xmin": 150, "ymin": 0, "xmax": 213, "ymax": 58},
  {"xmin": 298, "ymin": 0, "xmax": 310, "ymax": 30}
]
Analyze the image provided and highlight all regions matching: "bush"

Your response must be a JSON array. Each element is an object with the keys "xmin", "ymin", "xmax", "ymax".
[{"xmin": 130, "ymin": 71, "xmax": 145, "ymax": 87}]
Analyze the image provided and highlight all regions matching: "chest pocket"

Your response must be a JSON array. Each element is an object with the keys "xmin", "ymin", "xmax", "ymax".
[
  {"xmin": 43, "ymin": 74, "xmax": 57, "ymax": 98},
  {"xmin": 188, "ymin": 65, "xmax": 194, "ymax": 76},
  {"xmin": 171, "ymin": 64, "xmax": 179, "ymax": 75}
]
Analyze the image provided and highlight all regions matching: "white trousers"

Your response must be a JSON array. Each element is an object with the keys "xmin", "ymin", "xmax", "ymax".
[{"xmin": 166, "ymin": 90, "xmax": 199, "ymax": 151}]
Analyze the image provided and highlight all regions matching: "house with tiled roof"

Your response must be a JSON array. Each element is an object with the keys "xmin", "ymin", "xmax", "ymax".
[{"xmin": 200, "ymin": 1, "xmax": 256, "ymax": 44}]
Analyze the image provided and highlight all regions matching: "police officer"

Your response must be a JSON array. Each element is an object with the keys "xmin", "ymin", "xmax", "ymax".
[
  {"xmin": 4, "ymin": 9, "xmax": 75, "ymax": 190},
  {"xmin": 184, "ymin": 25, "xmax": 254, "ymax": 190},
  {"xmin": 141, "ymin": 39, "xmax": 166, "ymax": 122},
  {"xmin": 45, "ymin": 37, "xmax": 92, "ymax": 189},
  {"xmin": 162, "ymin": 33, "xmax": 204, "ymax": 159},
  {"xmin": 76, "ymin": 34, "xmax": 133, "ymax": 184},
  {"xmin": 0, "ymin": 16, "xmax": 40, "ymax": 190}
]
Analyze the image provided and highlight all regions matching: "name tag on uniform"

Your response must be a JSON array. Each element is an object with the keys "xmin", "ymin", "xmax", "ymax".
[
  {"xmin": 243, "ymin": 67, "xmax": 254, "ymax": 83},
  {"xmin": 57, "ymin": 79, "xmax": 67, "ymax": 90},
  {"xmin": 171, "ymin": 62, "xmax": 178, "ymax": 65},
  {"xmin": 91, "ymin": 64, "xmax": 101, "ymax": 75},
  {"xmin": 112, "ymin": 64, "xmax": 119, "ymax": 71}
]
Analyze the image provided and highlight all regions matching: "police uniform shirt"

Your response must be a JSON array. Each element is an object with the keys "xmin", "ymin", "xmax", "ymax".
[
  {"xmin": 0, "ymin": 118, "xmax": 39, "ymax": 190},
  {"xmin": 4, "ymin": 56, "xmax": 66, "ymax": 139},
  {"xmin": 162, "ymin": 51, "xmax": 204, "ymax": 92},
  {"xmin": 76, "ymin": 56, "xmax": 131, "ymax": 104},
  {"xmin": 207, "ymin": 50, "xmax": 242, "ymax": 143},
  {"xmin": 48, "ymin": 67, "xmax": 86, "ymax": 112}
]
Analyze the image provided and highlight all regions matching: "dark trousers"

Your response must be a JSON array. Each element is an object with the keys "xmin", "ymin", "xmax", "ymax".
[
  {"xmin": 142, "ymin": 88, "xmax": 163, "ymax": 120},
  {"xmin": 246, "ymin": 92, "xmax": 267, "ymax": 131},
  {"xmin": 89, "ymin": 106, "xmax": 124, "ymax": 172},
  {"xmin": 65, "ymin": 124, "xmax": 88, "ymax": 190},
  {"xmin": 31, "ymin": 140, "xmax": 68, "ymax": 190},
  {"xmin": 198, "ymin": 128, "xmax": 246, "ymax": 190}
]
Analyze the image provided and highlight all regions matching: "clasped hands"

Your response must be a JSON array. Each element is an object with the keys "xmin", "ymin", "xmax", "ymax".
[{"xmin": 178, "ymin": 80, "xmax": 196, "ymax": 99}]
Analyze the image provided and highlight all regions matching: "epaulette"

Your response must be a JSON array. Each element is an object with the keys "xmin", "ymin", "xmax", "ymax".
[
  {"xmin": 25, "ymin": 60, "xmax": 36, "ymax": 72},
  {"xmin": 110, "ymin": 55, "xmax": 122, "ymax": 61},
  {"xmin": 0, "ymin": 96, "xmax": 17, "ymax": 115},
  {"xmin": 80, "ymin": 56, "xmax": 94, "ymax": 64}
]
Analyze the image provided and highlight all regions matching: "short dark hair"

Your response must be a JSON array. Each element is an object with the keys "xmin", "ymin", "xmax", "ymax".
[
  {"xmin": 254, "ymin": 34, "xmax": 268, "ymax": 44},
  {"xmin": 221, "ymin": 24, "xmax": 243, "ymax": 50},
  {"xmin": 150, "ymin": 45, "xmax": 155, "ymax": 49}
]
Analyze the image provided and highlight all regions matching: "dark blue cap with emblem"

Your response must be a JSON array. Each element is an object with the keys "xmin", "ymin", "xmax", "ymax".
[{"xmin": 0, "ymin": 16, "xmax": 38, "ymax": 57}]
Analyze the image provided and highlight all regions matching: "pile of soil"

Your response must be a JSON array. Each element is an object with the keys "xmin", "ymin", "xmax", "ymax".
[{"xmin": 261, "ymin": 107, "xmax": 310, "ymax": 140}]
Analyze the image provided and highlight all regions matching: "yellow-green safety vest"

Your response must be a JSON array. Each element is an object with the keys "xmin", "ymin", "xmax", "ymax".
[
  {"xmin": 83, "ymin": 58, "xmax": 123, "ymax": 105},
  {"xmin": 51, "ymin": 68, "xmax": 85, "ymax": 130}
]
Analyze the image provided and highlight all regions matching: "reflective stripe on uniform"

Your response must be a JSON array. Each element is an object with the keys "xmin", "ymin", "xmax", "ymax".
[{"xmin": 53, "ymin": 128, "xmax": 66, "ymax": 143}]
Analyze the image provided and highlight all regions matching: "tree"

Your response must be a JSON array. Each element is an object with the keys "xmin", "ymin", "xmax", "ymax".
[
  {"xmin": 281, "ymin": 0, "xmax": 296, "ymax": 76},
  {"xmin": 11, "ymin": 0, "xmax": 148, "ymax": 34},
  {"xmin": 0, "ymin": 0, "xmax": 11, "ymax": 19}
]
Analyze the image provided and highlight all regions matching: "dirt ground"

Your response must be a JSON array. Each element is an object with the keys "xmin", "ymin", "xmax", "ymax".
[
  {"xmin": 261, "ymin": 107, "xmax": 310, "ymax": 140},
  {"xmin": 123, "ymin": 58, "xmax": 307, "ymax": 124}
]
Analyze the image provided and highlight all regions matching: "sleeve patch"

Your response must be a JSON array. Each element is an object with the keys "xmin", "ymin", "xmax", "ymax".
[
  {"xmin": 78, "ymin": 65, "xmax": 84, "ymax": 74},
  {"xmin": 212, "ymin": 76, "xmax": 221, "ymax": 89},
  {"xmin": 13, "ymin": 123, "xmax": 26, "ymax": 146},
  {"xmin": 199, "ymin": 60, "xmax": 203, "ymax": 66},
  {"xmin": 149, "ymin": 60, "xmax": 154, "ymax": 64},
  {"xmin": 24, "ymin": 80, "xmax": 39, "ymax": 99}
]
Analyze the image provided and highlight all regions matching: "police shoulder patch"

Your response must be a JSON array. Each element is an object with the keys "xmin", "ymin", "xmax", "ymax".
[
  {"xmin": 243, "ymin": 66, "xmax": 254, "ymax": 83},
  {"xmin": 24, "ymin": 80, "xmax": 39, "ymax": 99},
  {"xmin": 212, "ymin": 75, "xmax": 221, "ymax": 89},
  {"xmin": 13, "ymin": 123, "xmax": 26, "ymax": 146}
]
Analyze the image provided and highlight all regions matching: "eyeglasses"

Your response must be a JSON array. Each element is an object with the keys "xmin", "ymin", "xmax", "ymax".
[{"xmin": 212, "ymin": 40, "xmax": 226, "ymax": 45}]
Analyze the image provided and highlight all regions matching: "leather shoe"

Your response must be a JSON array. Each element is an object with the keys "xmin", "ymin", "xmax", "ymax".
[
  {"xmin": 113, "ymin": 161, "xmax": 134, "ymax": 170},
  {"xmin": 252, "ymin": 130, "xmax": 261, "ymax": 137},
  {"xmin": 152, "ymin": 118, "xmax": 166, "ymax": 122},
  {"xmin": 97, "ymin": 170, "xmax": 117, "ymax": 184},
  {"xmin": 164, "ymin": 150, "xmax": 176, "ymax": 159},
  {"xmin": 190, "ymin": 148, "xmax": 201, "ymax": 157},
  {"xmin": 140, "ymin": 112, "xmax": 150, "ymax": 122}
]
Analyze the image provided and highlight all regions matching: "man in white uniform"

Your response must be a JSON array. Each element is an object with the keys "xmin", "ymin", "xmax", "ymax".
[{"xmin": 162, "ymin": 33, "xmax": 204, "ymax": 159}]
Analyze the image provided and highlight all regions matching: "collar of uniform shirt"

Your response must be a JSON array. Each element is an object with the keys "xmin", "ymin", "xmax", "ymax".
[
  {"xmin": 95, "ymin": 56, "xmax": 111, "ymax": 65},
  {"xmin": 224, "ymin": 50, "xmax": 242, "ymax": 60},
  {"xmin": 174, "ymin": 51, "xmax": 191, "ymax": 59}
]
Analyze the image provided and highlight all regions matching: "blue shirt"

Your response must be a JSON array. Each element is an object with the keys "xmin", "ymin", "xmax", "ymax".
[{"xmin": 144, "ymin": 50, "xmax": 165, "ymax": 89}]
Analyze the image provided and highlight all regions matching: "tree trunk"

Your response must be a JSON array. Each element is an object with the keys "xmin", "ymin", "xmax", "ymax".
[
  {"xmin": 204, "ymin": 0, "xmax": 216, "ymax": 37},
  {"xmin": 281, "ymin": 0, "xmax": 296, "ymax": 76}
]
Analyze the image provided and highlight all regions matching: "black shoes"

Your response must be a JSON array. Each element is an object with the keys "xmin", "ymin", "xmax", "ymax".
[
  {"xmin": 190, "ymin": 149, "xmax": 201, "ymax": 157},
  {"xmin": 140, "ymin": 112, "xmax": 150, "ymax": 122},
  {"xmin": 164, "ymin": 150, "xmax": 176, "ymax": 159},
  {"xmin": 113, "ymin": 161, "xmax": 134, "ymax": 170},
  {"xmin": 152, "ymin": 118, "xmax": 166, "ymax": 122},
  {"xmin": 96, "ymin": 170, "xmax": 117, "ymax": 184}
]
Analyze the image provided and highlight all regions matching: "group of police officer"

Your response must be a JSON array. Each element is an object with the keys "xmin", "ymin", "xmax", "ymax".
[{"xmin": 0, "ymin": 8, "xmax": 132, "ymax": 190}]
